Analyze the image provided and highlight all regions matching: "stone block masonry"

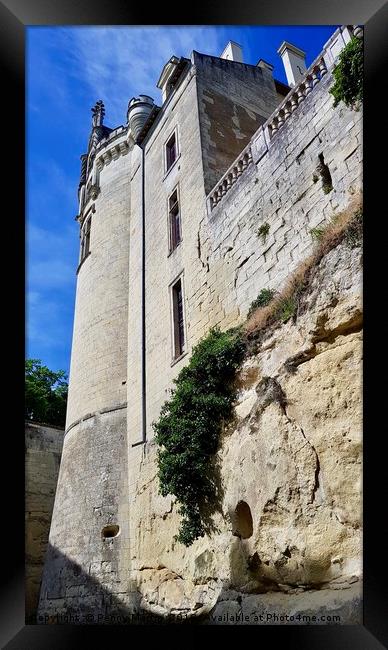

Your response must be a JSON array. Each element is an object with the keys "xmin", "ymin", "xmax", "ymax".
[
  {"xmin": 37, "ymin": 409, "xmax": 133, "ymax": 621},
  {"xmin": 194, "ymin": 51, "xmax": 280, "ymax": 194},
  {"xmin": 25, "ymin": 422, "xmax": 64, "ymax": 623},
  {"xmin": 38, "ymin": 25, "xmax": 363, "ymax": 624},
  {"xmin": 138, "ymin": 53, "xmax": 362, "ymax": 454},
  {"xmin": 193, "ymin": 70, "xmax": 362, "ymax": 334}
]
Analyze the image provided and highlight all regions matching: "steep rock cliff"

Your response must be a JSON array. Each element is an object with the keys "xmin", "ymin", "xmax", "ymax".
[{"xmin": 131, "ymin": 241, "xmax": 362, "ymax": 624}]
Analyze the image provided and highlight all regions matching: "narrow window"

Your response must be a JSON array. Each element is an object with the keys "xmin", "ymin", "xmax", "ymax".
[
  {"xmin": 168, "ymin": 189, "xmax": 181, "ymax": 252},
  {"xmin": 166, "ymin": 132, "xmax": 177, "ymax": 171},
  {"xmin": 84, "ymin": 218, "xmax": 91, "ymax": 257},
  {"xmin": 80, "ymin": 217, "xmax": 91, "ymax": 263},
  {"xmin": 172, "ymin": 278, "xmax": 185, "ymax": 359}
]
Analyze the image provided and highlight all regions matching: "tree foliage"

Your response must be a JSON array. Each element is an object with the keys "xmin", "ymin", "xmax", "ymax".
[
  {"xmin": 153, "ymin": 327, "xmax": 246, "ymax": 546},
  {"xmin": 330, "ymin": 36, "xmax": 363, "ymax": 109},
  {"xmin": 25, "ymin": 359, "xmax": 68, "ymax": 427}
]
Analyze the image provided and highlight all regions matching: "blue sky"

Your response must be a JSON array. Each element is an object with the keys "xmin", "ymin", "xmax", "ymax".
[{"xmin": 26, "ymin": 24, "xmax": 338, "ymax": 375}]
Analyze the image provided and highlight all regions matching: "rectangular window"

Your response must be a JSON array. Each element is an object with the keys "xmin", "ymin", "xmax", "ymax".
[
  {"xmin": 172, "ymin": 277, "xmax": 185, "ymax": 359},
  {"xmin": 80, "ymin": 217, "xmax": 91, "ymax": 263},
  {"xmin": 165, "ymin": 132, "xmax": 177, "ymax": 171},
  {"xmin": 168, "ymin": 189, "xmax": 181, "ymax": 252}
]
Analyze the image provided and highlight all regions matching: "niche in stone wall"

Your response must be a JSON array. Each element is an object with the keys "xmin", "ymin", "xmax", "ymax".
[
  {"xmin": 232, "ymin": 501, "xmax": 253, "ymax": 539},
  {"xmin": 314, "ymin": 153, "xmax": 333, "ymax": 194},
  {"xmin": 101, "ymin": 524, "xmax": 120, "ymax": 539}
]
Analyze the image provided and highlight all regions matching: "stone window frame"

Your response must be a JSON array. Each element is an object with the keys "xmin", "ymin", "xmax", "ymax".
[
  {"xmin": 77, "ymin": 205, "xmax": 95, "ymax": 273},
  {"xmin": 169, "ymin": 270, "xmax": 188, "ymax": 365},
  {"xmin": 163, "ymin": 126, "xmax": 180, "ymax": 177},
  {"xmin": 167, "ymin": 183, "xmax": 182, "ymax": 255}
]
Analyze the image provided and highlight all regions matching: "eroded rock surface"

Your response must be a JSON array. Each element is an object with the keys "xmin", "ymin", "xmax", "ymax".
[{"xmin": 130, "ymin": 243, "xmax": 362, "ymax": 623}]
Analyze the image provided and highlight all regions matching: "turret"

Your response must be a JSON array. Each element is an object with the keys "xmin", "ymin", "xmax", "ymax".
[{"xmin": 127, "ymin": 95, "xmax": 155, "ymax": 142}]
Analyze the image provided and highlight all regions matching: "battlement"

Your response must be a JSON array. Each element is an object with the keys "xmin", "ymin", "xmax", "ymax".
[{"xmin": 207, "ymin": 24, "xmax": 359, "ymax": 211}]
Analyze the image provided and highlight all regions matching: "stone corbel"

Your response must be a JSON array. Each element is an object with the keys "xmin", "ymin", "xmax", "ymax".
[{"xmin": 89, "ymin": 184, "xmax": 100, "ymax": 200}]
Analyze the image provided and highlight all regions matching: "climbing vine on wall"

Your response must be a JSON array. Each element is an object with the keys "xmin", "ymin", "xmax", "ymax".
[
  {"xmin": 153, "ymin": 327, "xmax": 246, "ymax": 546},
  {"xmin": 330, "ymin": 35, "xmax": 363, "ymax": 109},
  {"xmin": 154, "ymin": 205, "xmax": 363, "ymax": 547}
]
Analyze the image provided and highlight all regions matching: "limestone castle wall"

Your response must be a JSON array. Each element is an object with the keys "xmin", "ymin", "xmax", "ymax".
[
  {"xmin": 193, "ymin": 52, "xmax": 280, "ymax": 193},
  {"xmin": 38, "ymin": 26, "xmax": 363, "ymax": 623},
  {"xmin": 192, "ymin": 69, "xmax": 362, "ymax": 330},
  {"xmin": 130, "ymin": 240, "xmax": 363, "ymax": 622},
  {"xmin": 132, "ymin": 43, "xmax": 362, "ymax": 456},
  {"xmin": 124, "ymin": 32, "xmax": 362, "ymax": 622},
  {"xmin": 25, "ymin": 422, "xmax": 64, "ymax": 623},
  {"xmin": 66, "ymin": 133, "xmax": 131, "ymax": 427},
  {"xmin": 38, "ymin": 137, "xmax": 134, "ymax": 621}
]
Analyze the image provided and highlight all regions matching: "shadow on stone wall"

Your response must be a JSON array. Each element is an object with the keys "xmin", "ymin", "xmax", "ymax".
[
  {"xmin": 36, "ymin": 544, "xmax": 209, "ymax": 626},
  {"xmin": 35, "ymin": 542, "xmax": 362, "ymax": 626},
  {"xmin": 200, "ymin": 454, "xmax": 226, "ymax": 538}
]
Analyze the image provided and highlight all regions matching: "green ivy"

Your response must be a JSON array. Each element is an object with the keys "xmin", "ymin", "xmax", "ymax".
[
  {"xmin": 247, "ymin": 288, "xmax": 276, "ymax": 317},
  {"xmin": 153, "ymin": 327, "xmax": 246, "ymax": 546},
  {"xmin": 330, "ymin": 36, "xmax": 363, "ymax": 109}
]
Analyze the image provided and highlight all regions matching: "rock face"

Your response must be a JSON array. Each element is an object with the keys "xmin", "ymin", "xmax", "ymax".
[{"xmin": 130, "ymin": 241, "xmax": 362, "ymax": 623}]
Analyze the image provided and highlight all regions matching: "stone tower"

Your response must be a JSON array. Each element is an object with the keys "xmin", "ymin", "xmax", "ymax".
[
  {"xmin": 38, "ymin": 26, "xmax": 362, "ymax": 622},
  {"xmin": 37, "ymin": 47, "xmax": 282, "ymax": 620}
]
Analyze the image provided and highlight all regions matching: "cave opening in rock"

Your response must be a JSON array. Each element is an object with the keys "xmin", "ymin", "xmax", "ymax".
[
  {"xmin": 232, "ymin": 501, "xmax": 253, "ymax": 539},
  {"xmin": 101, "ymin": 524, "xmax": 120, "ymax": 539}
]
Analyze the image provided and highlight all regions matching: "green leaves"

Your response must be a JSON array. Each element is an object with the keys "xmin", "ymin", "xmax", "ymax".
[
  {"xmin": 153, "ymin": 327, "xmax": 246, "ymax": 546},
  {"xmin": 330, "ymin": 36, "xmax": 363, "ymax": 109},
  {"xmin": 25, "ymin": 359, "xmax": 68, "ymax": 427},
  {"xmin": 247, "ymin": 288, "xmax": 276, "ymax": 317}
]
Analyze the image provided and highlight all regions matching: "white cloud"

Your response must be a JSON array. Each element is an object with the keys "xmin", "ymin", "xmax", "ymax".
[
  {"xmin": 26, "ymin": 25, "xmax": 230, "ymax": 370},
  {"xmin": 56, "ymin": 26, "xmax": 228, "ymax": 125}
]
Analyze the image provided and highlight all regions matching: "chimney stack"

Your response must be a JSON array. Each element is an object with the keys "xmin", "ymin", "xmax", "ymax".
[
  {"xmin": 256, "ymin": 59, "xmax": 274, "ymax": 74},
  {"xmin": 220, "ymin": 41, "xmax": 243, "ymax": 63},
  {"xmin": 277, "ymin": 41, "xmax": 307, "ymax": 87}
]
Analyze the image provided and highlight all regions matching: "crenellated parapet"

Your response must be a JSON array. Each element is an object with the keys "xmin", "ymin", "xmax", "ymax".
[
  {"xmin": 76, "ymin": 124, "xmax": 131, "ymax": 218},
  {"xmin": 207, "ymin": 25, "xmax": 361, "ymax": 212},
  {"xmin": 208, "ymin": 143, "xmax": 253, "ymax": 210},
  {"xmin": 95, "ymin": 132, "xmax": 130, "ymax": 171}
]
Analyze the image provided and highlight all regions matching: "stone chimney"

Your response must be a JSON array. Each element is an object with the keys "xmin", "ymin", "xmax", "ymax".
[
  {"xmin": 220, "ymin": 41, "xmax": 243, "ymax": 63},
  {"xmin": 157, "ymin": 56, "xmax": 181, "ymax": 103},
  {"xmin": 256, "ymin": 59, "xmax": 274, "ymax": 75},
  {"xmin": 277, "ymin": 41, "xmax": 307, "ymax": 87}
]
